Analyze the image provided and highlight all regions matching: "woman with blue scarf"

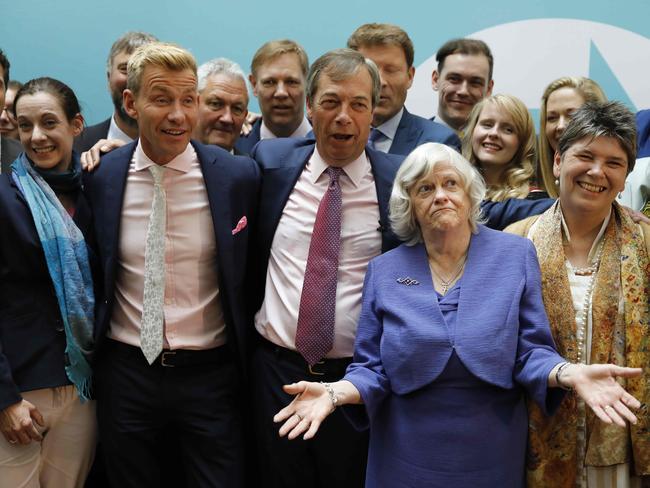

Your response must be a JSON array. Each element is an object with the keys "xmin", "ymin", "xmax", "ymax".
[{"xmin": 0, "ymin": 77, "xmax": 96, "ymax": 487}]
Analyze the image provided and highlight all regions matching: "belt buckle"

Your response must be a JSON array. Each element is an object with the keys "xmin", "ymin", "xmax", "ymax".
[
  {"xmin": 161, "ymin": 351, "xmax": 176, "ymax": 367},
  {"xmin": 308, "ymin": 360, "xmax": 326, "ymax": 376}
]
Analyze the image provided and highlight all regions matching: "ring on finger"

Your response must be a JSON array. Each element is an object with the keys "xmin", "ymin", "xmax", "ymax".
[
  {"xmin": 604, "ymin": 405, "xmax": 614, "ymax": 412},
  {"xmin": 8, "ymin": 439, "xmax": 16, "ymax": 444},
  {"xmin": 295, "ymin": 414, "xmax": 303, "ymax": 421}
]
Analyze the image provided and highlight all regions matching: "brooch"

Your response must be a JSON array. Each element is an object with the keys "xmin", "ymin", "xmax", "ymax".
[{"xmin": 396, "ymin": 277, "xmax": 419, "ymax": 286}]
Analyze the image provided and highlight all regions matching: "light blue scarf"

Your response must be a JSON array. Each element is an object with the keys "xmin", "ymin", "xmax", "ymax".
[{"xmin": 11, "ymin": 153, "xmax": 94, "ymax": 401}]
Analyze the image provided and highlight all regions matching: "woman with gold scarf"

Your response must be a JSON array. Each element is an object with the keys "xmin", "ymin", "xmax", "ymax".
[{"xmin": 507, "ymin": 101, "xmax": 650, "ymax": 487}]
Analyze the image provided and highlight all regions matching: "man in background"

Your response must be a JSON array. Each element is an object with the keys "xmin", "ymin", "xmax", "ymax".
[
  {"xmin": 431, "ymin": 38, "xmax": 494, "ymax": 133},
  {"xmin": 74, "ymin": 31, "xmax": 158, "ymax": 153},
  {"xmin": 348, "ymin": 23, "xmax": 460, "ymax": 154},
  {"xmin": 194, "ymin": 58, "xmax": 249, "ymax": 153},
  {"xmin": 235, "ymin": 39, "xmax": 311, "ymax": 154}
]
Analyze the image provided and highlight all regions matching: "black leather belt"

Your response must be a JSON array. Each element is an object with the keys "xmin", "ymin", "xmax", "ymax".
[
  {"xmin": 104, "ymin": 338, "xmax": 232, "ymax": 368},
  {"xmin": 257, "ymin": 337, "xmax": 352, "ymax": 377}
]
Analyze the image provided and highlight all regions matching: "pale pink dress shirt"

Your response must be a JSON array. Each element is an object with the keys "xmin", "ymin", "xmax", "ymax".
[
  {"xmin": 108, "ymin": 142, "xmax": 226, "ymax": 350},
  {"xmin": 255, "ymin": 148, "xmax": 382, "ymax": 358}
]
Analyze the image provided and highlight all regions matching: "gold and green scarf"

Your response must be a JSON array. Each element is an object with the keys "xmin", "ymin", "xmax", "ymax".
[{"xmin": 523, "ymin": 202, "xmax": 650, "ymax": 487}]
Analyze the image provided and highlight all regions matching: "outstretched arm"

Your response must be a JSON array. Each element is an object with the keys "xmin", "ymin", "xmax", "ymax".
[
  {"xmin": 549, "ymin": 362, "xmax": 642, "ymax": 427},
  {"xmin": 274, "ymin": 380, "xmax": 361, "ymax": 440}
]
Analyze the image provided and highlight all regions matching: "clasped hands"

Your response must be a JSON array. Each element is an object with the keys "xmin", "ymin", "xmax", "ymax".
[{"xmin": 0, "ymin": 399, "xmax": 44, "ymax": 446}]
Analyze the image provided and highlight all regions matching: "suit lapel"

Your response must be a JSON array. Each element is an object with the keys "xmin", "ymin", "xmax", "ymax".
[
  {"xmin": 389, "ymin": 109, "xmax": 419, "ymax": 155},
  {"xmin": 454, "ymin": 228, "xmax": 487, "ymax": 346},
  {"xmin": 98, "ymin": 146, "xmax": 133, "ymax": 287},
  {"xmin": 260, "ymin": 144, "xmax": 313, "ymax": 235},
  {"xmin": 194, "ymin": 143, "xmax": 236, "ymax": 283},
  {"xmin": 367, "ymin": 148, "xmax": 398, "ymax": 251}
]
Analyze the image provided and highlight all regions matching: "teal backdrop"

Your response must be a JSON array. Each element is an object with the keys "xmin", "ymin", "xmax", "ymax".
[{"xmin": 2, "ymin": 0, "xmax": 649, "ymax": 125}]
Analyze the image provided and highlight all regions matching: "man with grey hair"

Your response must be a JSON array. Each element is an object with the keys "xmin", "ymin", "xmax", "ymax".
[
  {"xmin": 248, "ymin": 48, "xmax": 403, "ymax": 488},
  {"xmin": 194, "ymin": 57, "xmax": 249, "ymax": 153},
  {"xmin": 74, "ymin": 31, "xmax": 158, "ymax": 153}
]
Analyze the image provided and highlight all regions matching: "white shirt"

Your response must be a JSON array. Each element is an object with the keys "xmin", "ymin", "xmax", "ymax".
[
  {"xmin": 618, "ymin": 157, "xmax": 650, "ymax": 213},
  {"xmin": 255, "ymin": 148, "xmax": 382, "ymax": 357},
  {"xmin": 107, "ymin": 114, "xmax": 135, "ymax": 145},
  {"xmin": 260, "ymin": 117, "xmax": 311, "ymax": 140}
]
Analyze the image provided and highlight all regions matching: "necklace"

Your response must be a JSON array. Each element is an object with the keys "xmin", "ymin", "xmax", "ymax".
[
  {"xmin": 429, "ymin": 253, "xmax": 467, "ymax": 294},
  {"xmin": 572, "ymin": 242, "xmax": 604, "ymax": 363}
]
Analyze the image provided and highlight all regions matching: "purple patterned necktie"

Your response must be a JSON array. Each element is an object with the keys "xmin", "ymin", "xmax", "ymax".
[{"xmin": 295, "ymin": 166, "xmax": 343, "ymax": 366}]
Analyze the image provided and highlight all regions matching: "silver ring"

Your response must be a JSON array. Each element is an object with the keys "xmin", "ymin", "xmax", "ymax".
[
  {"xmin": 604, "ymin": 405, "xmax": 613, "ymax": 411},
  {"xmin": 8, "ymin": 439, "xmax": 16, "ymax": 444},
  {"xmin": 295, "ymin": 414, "xmax": 303, "ymax": 421}
]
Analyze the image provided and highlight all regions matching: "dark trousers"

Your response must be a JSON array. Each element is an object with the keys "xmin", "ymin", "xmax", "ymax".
[
  {"xmin": 251, "ymin": 339, "xmax": 368, "ymax": 488},
  {"xmin": 95, "ymin": 339, "xmax": 244, "ymax": 488}
]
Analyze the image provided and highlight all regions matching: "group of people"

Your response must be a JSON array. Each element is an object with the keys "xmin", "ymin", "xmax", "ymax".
[{"xmin": 0, "ymin": 21, "xmax": 648, "ymax": 488}]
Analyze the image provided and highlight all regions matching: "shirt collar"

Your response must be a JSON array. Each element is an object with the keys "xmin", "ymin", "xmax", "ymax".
[
  {"xmin": 260, "ymin": 117, "xmax": 311, "ymax": 140},
  {"xmin": 373, "ymin": 107, "xmax": 404, "ymax": 141},
  {"xmin": 107, "ymin": 114, "xmax": 135, "ymax": 144},
  {"xmin": 307, "ymin": 146, "xmax": 369, "ymax": 188},
  {"xmin": 133, "ymin": 140, "xmax": 196, "ymax": 173}
]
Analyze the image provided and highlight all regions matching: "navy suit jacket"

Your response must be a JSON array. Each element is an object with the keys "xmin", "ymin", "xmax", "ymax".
[
  {"xmin": 233, "ymin": 118, "xmax": 262, "ymax": 155},
  {"xmin": 0, "ymin": 172, "xmax": 94, "ymax": 411},
  {"xmin": 248, "ymin": 137, "xmax": 403, "ymax": 313},
  {"xmin": 73, "ymin": 117, "xmax": 111, "ymax": 154},
  {"xmin": 389, "ymin": 109, "xmax": 461, "ymax": 155},
  {"xmin": 636, "ymin": 109, "xmax": 650, "ymax": 158},
  {"xmin": 0, "ymin": 136, "xmax": 22, "ymax": 174},
  {"xmin": 84, "ymin": 141, "xmax": 260, "ymax": 369},
  {"xmin": 344, "ymin": 226, "xmax": 565, "ymax": 428}
]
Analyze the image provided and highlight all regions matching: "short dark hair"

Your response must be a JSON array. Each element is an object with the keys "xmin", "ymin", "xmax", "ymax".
[
  {"xmin": 347, "ymin": 23, "xmax": 414, "ymax": 68},
  {"xmin": 436, "ymin": 38, "xmax": 493, "ymax": 80},
  {"xmin": 558, "ymin": 101, "xmax": 637, "ymax": 174},
  {"xmin": 0, "ymin": 49, "xmax": 10, "ymax": 89},
  {"xmin": 13, "ymin": 77, "xmax": 81, "ymax": 122}
]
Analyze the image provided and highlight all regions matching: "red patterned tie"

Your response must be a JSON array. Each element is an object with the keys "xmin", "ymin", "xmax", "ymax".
[{"xmin": 295, "ymin": 167, "xmax": 343, "ymax": 366}]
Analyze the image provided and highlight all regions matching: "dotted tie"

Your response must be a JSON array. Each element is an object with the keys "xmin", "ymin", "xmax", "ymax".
[
  {"xmin": 295, "ymin": 167, "xmax": 343, "ymax": 366},
  {"xmin": 140, "ymin": 164, "xmax": 166, "ymax": 364}
]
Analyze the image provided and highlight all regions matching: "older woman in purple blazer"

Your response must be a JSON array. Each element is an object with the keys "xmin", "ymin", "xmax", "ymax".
[{"xmin": 274, "ymin": 143, "xmax": 641, "ymax": 488}]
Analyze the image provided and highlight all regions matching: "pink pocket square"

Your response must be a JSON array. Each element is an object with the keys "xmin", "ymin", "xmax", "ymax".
[{"xmin": 232, "ymin": 216, "xmax": 248, "ymax": 235}]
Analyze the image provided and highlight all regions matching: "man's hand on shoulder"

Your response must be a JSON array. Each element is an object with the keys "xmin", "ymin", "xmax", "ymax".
[
  {"xmin": 81, "ymin": 138, "xmax": 127, "ymax": 172},
  {"xmin": 241, "ymin": 111, "xmax": 261, "ymax": 136}
]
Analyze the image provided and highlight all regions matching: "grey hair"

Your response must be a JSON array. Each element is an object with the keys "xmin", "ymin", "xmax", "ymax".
[
  {"xmin": 558, "ymin": 101, "xmax": 637, "ymax": 174},
  {"xmin": 106, "ymin": 31, "xmax": 158, "ymax": 73},
  {"xmin": 306, "ymin": 48, "xmax": 380, "ymax": 108},
  {"xmin": 197, "ymin": 57, "xmax": 247, "ymax": 92},
  {"xmin": 390, "ymin": 143, "xmax": 486, "ymax": 245}
]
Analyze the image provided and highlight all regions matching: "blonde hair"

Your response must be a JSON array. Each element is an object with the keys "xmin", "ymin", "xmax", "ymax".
[
  {"xmin": 538, "ymin": 77, "xmax": 606, "ymax": 197},
  {"xmin": 126, "ymin": 42, "xmax": 197, "ymax": 95},
  {"xmin": 250, "ymin": 39, "xmax": 309, "ymax": 78},
  {"xmin": 462, "ymin": 94, "xmax": 536, "ymax": 202}
]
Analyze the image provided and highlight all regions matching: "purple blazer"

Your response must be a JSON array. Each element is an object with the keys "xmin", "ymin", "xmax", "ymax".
[{"xmin": 344, "ymin": 225, "xmax": 565, "ymax": 427}]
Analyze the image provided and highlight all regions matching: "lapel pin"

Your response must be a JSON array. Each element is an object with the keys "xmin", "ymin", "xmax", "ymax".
[{"xmin": 396, "ymin": 277, "xmax": 419, "ymax": 286}]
